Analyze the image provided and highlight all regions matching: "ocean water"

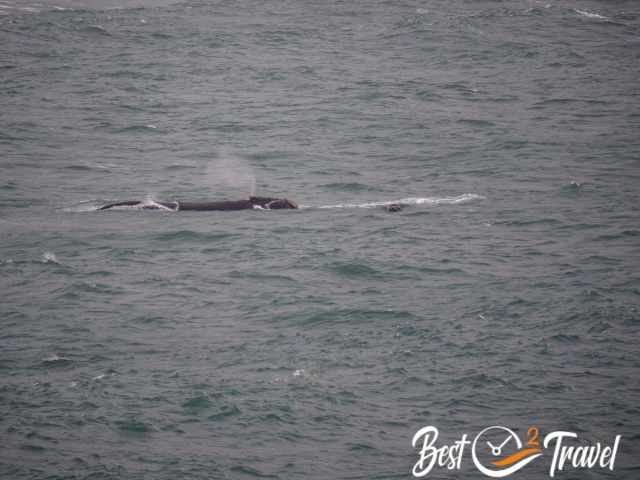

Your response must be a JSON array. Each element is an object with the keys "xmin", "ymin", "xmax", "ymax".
[{"xmin": 1, "ymin": 0, "xmax": 639, "ymax": 478}]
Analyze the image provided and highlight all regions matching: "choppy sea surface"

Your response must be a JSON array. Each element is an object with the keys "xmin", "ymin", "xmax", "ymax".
[{"xmin": 1, "ymin": 0, "xmax": 639, "ymax": 478}]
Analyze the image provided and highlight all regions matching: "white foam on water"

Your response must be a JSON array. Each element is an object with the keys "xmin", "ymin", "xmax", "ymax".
[
  {"xmin": 306, "ymin": 193, "xmax": 484, "ymax": 210},
  {"xmin": 61, "ymin": 200, "xmax": 104, "ymax": 212},
  {"xmin": 574, "ymin": 9, "xmax": 608, "ymax": 21}
]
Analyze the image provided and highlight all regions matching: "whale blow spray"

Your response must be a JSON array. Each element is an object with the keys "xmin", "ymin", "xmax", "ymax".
[{"xmin": 205, "ymin": 150, "xmax": 256, "ymax": 197}]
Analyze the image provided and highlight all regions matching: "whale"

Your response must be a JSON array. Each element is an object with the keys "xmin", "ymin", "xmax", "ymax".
[{"xmin": 98, "ymin": 196, "xmax": 298, "ymax": 211}]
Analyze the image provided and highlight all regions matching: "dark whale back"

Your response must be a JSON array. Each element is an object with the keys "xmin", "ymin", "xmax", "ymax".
[
  {"xmin": 179, "ymin": 198, "xmax": 297, "ymax": 210},
  {"xmin": 98, "ymin": 196, "xmax": 297, "ymax": 211},
  {"xmin": 178, "ymin": 200, "xmax": 253, "ymax": 211}
]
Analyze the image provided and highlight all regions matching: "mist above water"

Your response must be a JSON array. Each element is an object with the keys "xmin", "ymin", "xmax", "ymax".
[{"xmin": 204, "ymin": 151, "xmax": 256, "ymax": 198}]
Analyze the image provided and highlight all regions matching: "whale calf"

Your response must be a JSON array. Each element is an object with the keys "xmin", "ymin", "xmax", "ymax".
[{"xmin": 98, "ymin": 196, "xmax": 298, "ymax": 211}]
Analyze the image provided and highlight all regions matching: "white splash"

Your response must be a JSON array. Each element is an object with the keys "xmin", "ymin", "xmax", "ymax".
[
  {"xmin": 141, "ymin": 194, "xmax": 174, "ymax": 211},
  {"xmin": 43, "ymin": 354, "xmax": 67, "ymax": 362},
  {"xmin": 574, "ymin": 9, "xmax": 608, "ymax": 21},
  {"xmin": 42, "ymin": 251, "xmax": 59, "ymax": 264},
  {"xmin": 309, "ymin": 193, "xmax": 484, "ymax": 210}
]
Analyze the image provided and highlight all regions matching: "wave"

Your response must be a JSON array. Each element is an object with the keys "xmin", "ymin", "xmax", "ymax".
[
  {"xmin": 81, "ymin": 24, "xmax": 111, "ymax": 36},
  {"xmin": 305, "ymin": 193, "xmax": 484, "ymax": 210},
  {"xmin": 152, "ymin": 230, "xmax": 236, "ymax": 242},
  {"xmin": 112, "ymin": 124, "xmax": 159, "ymax": 134},
  {"xmin": 320, "ymin": 182, "xmax": 379, "ymax": 192}
]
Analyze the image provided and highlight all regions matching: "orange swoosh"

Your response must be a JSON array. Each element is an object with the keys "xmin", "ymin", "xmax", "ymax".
[{"xmin": 491, "ymin": 448, "xmax": 542, "ymax": 467}]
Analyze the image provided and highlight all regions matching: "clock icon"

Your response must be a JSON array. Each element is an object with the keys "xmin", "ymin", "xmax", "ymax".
[{"xmin": 472, "ymin": 426, "xmax": 542, "ymax": 478}]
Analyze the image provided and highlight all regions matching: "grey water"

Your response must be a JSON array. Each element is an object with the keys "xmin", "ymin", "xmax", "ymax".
[{"xmin": 1, "ymin": 0, "xmax": 639, "ymax": 478}]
